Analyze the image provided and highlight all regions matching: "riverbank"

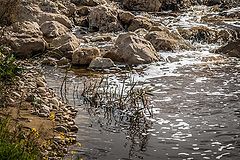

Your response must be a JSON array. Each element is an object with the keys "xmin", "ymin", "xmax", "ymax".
[{"xmin": 0, "ymin": 54, "xmax": 78, "ymax": 159}]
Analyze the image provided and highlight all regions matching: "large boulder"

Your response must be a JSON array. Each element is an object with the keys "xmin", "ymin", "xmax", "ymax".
[
  {"xmin": 72, "ymin": 47, "xmax": 101, "ymax": 65},
  {"xmin": 0, "ymin": 0, "xmax": 72, "ymax": 28},
  {"xmin": 128, "ymin": 16, "xmax": 153, "ymax": 32},
  {"xmin": 145, "ymin": 29, "xmax": 191, "ymax": 51},
  {"xmin": 123, "ymin": 0, "xmax": 162, "ymax": 12},
  {"xmin": 49, "ymin": 33, "xmax": 81, "ymax": 59},
  {"xmin": 88, "ymin": 5, "xmax": 123, "ymax": 32},
  {"xmin": 40, "ymin": 21, "xmax": 80, "ymax": 59},
  {"xmin": 104, "ymin": 32, "xmax": 160, "ymax": 65},
  {"xmin": 40, "ymin": 21, "xmax": 69, "ymax": 38},
  {"xmin": 118, "ymin": 10, "xmax": 135, "ymax": 26},
  {"xmin": 1, "ymin": 21, "xmax": 47, "ymax": 57},
  {"xmin": 216, "ymin": 40, "xmax": 240, "ymax": 58}
]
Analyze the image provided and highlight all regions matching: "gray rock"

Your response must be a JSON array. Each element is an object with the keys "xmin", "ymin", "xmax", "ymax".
[
  {"xmin": 70, "ymin": 125, "xmax": 78, "ymax": 132},
  {"xmin": 104, "ymin": 32, "xmax": 160, "ymax": 65},
  {"xmin": 55, "ymin": 126, "xmax": 68, "ymax": 133},
  {"xmin": 89, "ymin": 57, "xmax": 115, "ymax": 69}
]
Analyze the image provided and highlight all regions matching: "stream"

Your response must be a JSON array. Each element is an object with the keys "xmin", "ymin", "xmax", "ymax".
[{"xmin": 44, "ymin": 6, "xmax": 240, "ymax": 160}]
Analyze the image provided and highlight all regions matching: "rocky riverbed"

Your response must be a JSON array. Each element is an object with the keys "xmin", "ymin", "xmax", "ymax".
[{"xmin": 0, "ymin": 0, "xmax": 240, "ymax": 159}]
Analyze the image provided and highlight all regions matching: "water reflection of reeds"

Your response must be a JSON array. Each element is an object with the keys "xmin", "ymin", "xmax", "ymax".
[{"xmin": 74, "ymin": 74, "xmax": 154, "ymax": 159}]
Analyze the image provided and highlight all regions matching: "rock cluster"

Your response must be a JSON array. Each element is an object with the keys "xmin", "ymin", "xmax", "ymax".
[{"xmin": 7, "ymin": 61, "xmax": 79, "ymax": 158}]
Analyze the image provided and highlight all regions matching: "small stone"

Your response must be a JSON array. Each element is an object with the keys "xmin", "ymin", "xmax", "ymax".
[
  {"xmin": 12, "ymin": 91, "xmax": 21, "ymax": 98},
  {"xmin": 50, "ymin": 97, "xmax": 60, "ymax": 107},
  {"xmin": 26, "ymin": 94, "xmax": 35, "ymax": 102},
  {"xmin": 70, "ymin": 125, "xmax": 78, "ymax": 132},
  {"xmin": 68, "ymin": 121, "xmax": 75, "ymax": 125},
  {"xmin": 39, "ymin": 112, "xmax": 48, "ymax": 117},
  {"xmin": 41, "ymin": 105, "xmax": 50, "ymax": 113},
  {"xmin": 57, "ymin": 57, "xmax": 69, "ymax": 66},
  {"xmin": 36, "ymin": 78, "xmax": 46, "ymax": 87},
  {"xmin": 38, "ymin": 87, "xmax": 47, "ymax": 94},
  {"xmin": 55, "ymin": 126, "xmax": 68, "ymax": 133},
  {"xmin": 8, "ymin": 98, "xmax": 15, "ymax": 103},
  {"xmin": 42, "ymin": 57, "xmax": 57, "ymax": 66},
  {"xmin": 89, "ymin": 57, "xmax": 115, "ymax": 69}
]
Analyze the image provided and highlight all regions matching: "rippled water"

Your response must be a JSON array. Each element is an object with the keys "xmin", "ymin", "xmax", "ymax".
[{"xmin": 45, "ymin": 6, "xmax": 240, "ymax": 160}]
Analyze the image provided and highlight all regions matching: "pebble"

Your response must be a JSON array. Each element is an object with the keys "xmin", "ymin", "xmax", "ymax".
[
  {"xmin": 50, "ymin": 97, "xmax": 59, "ymax": 107},
  {"xmin": 12, "ymin": 91, "xmax": 21, "ymax": 98},
  {"xmin": 70, "ymin": 125, "xmax": 78, "ymax": 132},
  {"xmin": 39, "ymin": 112, "xmax": 48, "ymax": 117},
  {"xmin": 38, "ymin": 87, "xmax": 47, "ymax": 94},
  {"xmin": 55, "ymin": 126, "xmax": 68, "ymax": 133},
  {"xmin": 36, "ymin": 78, "xmax": 46, "ymax": 87}
]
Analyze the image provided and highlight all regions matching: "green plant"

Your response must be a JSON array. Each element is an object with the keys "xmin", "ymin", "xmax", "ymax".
[
  {"xmin": 0, "ymin": 117, "xmax": 41, "ymax": 160},
  {"xmin": 0, "ymin": 53, "xmax": 22, "ymax": 83}
]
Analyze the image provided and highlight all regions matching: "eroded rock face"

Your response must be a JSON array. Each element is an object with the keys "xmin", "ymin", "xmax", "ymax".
[
  {"xmin": 123, "ymin": 0, "xmax": 162, "ymax": 12},
  {"xmin": 145, "ymin": 30, "xmax": 190, "ymax": 51},
  {"xmin": 1, "ymin": 21, "xmax": 47, "ymax": 57},
  {"xmin": 88, "ymin": 5, "xmax": 123, "ymax": 32},
  {"xmin": 104, "ymin": 32, "xmax": 160, "ymax": 65},
  {"xmin": 72, "ymin": 47, "xmax": 101, "ymax": 65},
  {"xmin": 216, "ymin": 39, "xmax": 240, "ymax": 58}
]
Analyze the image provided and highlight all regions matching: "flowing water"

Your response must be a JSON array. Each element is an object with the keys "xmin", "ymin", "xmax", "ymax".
[{"xmin": 44, "ymin": 6, "xmax": 240, "ymax": 160}]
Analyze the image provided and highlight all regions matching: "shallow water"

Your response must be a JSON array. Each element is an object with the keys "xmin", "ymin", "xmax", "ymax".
[{"xmin": 44, "ymin": 6, "xmax": 240, "ymax": 160}]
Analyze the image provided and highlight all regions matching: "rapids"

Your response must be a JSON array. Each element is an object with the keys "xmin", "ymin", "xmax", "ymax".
[{"xmin": 44, "ymin": 5, "xmax": 240, "ymax": 160}]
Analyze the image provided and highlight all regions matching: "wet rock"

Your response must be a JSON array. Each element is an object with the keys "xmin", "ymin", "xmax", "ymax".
[
  {"xmin": 161, "ymin": 0, "xmax": 193, "ymax": 11},
  {"xmin": 128, "ymin": 16, "xmax": 153, "ymax": 31},
  {"xmin": 90, "ymin": 35, "xmax": 112, "ymax": 42},
  {"xmin": 216, "ymin": 39, "xmax": 240, "ymax": 58},
  {"xmin": 41, "ymin": 21, "xmax": 69, "ymax": 38},
  {"xmin": 145, "ymin": 30, "xmax": 190, "ymax": 51},
  {"xmin": 178, "ymin": 26, "xmax": 217, "ymax": 43},
  {"xmin": 118, "ymin": 10, "xmax": 135, "ymax": 26},
  {"xmin": 123, "ymin": 0, "xmax": 162, "ymax": 12},
  {"xmin": 88, "ymin": 5, "xmax": 123, "ymax": 32},
  {"xmin": 55, "ymin": 126, "xmax": 68, "ymax": 133},
  {"xmin": 71, "ymin": 0, "xmax": 106, "ymax": 6},
  {"xmin": 69, "ymin": 125, "xmax": 78, "ymax": 132},
  {"xmin": 1, "ymin": 21, "xmax": 47, "ymax": 57},
  {"xmin": 89, "ymin": 57, "xmax": 115, "ymax": 69},
  {"xmin": 178, "ymin": 26, "xmax": 238, "ymax": 44},
  {"xmin": 72, "ymin": 47, "xmax": 101, "ymax": 65},
  {"xmin": 104, "ymin": 32, "xmax": 160, "ymax": 65}
]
